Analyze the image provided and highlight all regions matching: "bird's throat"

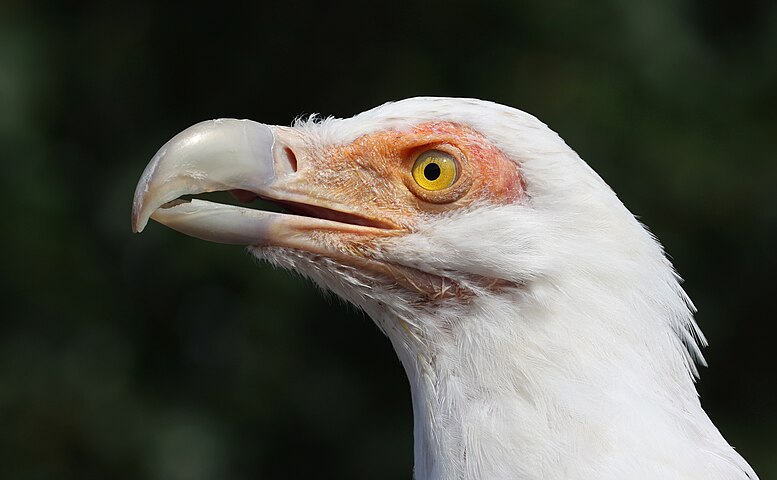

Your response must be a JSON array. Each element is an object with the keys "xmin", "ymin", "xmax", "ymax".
[
  {"xmin": 372, "ymin": 287, "xmax": 732, "ymax": 480},
  {"xmin": 377, "ymin": 296, "xmax": 557, "ymax": 480}
]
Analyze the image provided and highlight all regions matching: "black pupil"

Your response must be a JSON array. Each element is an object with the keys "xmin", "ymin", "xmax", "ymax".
[{"xmin": 424, "ymin": 162, "xmax": 441, "ymax": 181}]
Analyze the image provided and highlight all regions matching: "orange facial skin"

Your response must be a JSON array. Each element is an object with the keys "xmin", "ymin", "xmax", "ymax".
[
  {"xmin": 281, "ymin": 121, "xmax": 525, "ymax": 233},
  {"xmin": 244, "ymin": 121, "xmax": 526, "ymax": 300}
]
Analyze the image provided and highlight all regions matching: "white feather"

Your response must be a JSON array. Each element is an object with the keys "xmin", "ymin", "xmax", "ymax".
[{"xmin": 257, "ymin": 97, "xmax": 756, "ymax": 479}]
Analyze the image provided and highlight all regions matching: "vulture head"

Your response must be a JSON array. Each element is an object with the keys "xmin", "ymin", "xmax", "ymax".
[{"xmin": 132, "ymin": 97, "xmax": 757, "ymax": 479}]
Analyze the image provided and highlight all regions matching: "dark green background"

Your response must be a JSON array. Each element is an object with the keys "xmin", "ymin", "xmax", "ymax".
[{"xmin": 2, "ymin": 1, "xmax": 775, "ymax": 478}]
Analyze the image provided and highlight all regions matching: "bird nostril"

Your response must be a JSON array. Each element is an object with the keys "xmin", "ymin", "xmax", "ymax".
[{"xmin": 283, "ymin": 147, "xmax": 298, "ymax": 173}]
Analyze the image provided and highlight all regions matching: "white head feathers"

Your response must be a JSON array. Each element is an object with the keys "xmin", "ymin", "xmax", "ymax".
[{"xmin": 266, "ymin": 97, "xmax": 755, "ymax": 479}]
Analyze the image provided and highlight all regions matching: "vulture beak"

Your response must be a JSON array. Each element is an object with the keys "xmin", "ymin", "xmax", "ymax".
[
  {"xmin": 131, "ymin": 114, "xmax": 523, "ymax": 298},
  {"xmin": 131, "ymin": 119, "xmax": 396, "ymax": 252}
]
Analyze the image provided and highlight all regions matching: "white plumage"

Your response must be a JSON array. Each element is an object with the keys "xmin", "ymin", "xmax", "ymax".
[{"xmin": 133, "ymin": 97, "xmax": 758, "ymax": 479}]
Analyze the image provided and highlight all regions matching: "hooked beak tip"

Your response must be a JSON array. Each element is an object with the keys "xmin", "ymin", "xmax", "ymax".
[
  {"xmin": 131, "ymin": 215, "xmax": 146, "ymax": 234},
  {"xmin": 130, "ymin": 119, "xmax": 276, "ymax": 237},
  {"xmin": 131, "ymin": 177, "xmax": 153, "ymax": 233}
]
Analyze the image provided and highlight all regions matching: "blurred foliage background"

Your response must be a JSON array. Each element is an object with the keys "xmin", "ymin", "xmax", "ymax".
[{"xmin": 1, "ymin": 0, "xmax": 775, "ymax": 478}]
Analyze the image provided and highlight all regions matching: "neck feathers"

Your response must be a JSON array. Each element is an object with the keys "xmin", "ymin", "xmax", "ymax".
[
  {"xmin": 370, "ymin": 197, "xmax": 755, "ymax": 478},
  {"xmin": 374, "ymin": 263, "xmax": 755, "ymax": 480}
]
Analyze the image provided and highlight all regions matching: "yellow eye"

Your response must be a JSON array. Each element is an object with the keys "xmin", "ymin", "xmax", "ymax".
[{"xmin": 411, "ymin": 151, "xmax": 458, "ymax": 191}]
